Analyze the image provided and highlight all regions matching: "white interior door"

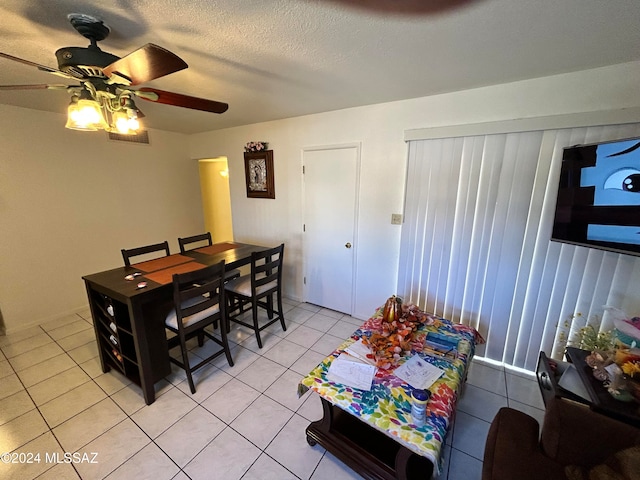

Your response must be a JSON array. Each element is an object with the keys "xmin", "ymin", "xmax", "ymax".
[{"xmin": 303, "ymin": 145, "xmax": 359, "ymax": 314}]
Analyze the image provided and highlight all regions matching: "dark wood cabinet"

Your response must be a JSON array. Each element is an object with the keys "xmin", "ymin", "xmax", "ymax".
[
  {"xmin": 565, "ymin": 347, "xmax": 640, "ymax": 427},
  {"xmin": 536, "ymin": 348, "xmax": 640, "ymax": 428},
  {"xmin": 88, "ymin": 289, "xmax": 145, "ymax": 385},
  {"xmin": 306, "ymin": 398, "xmax": 434, "ymax": 480},
  {"xmin": 84, "ymin": 277, "xmax": 171, "ymax": 403},
  {"xmin": 536, "ymin": 350, "xmax": 590, "ymax": 407}
]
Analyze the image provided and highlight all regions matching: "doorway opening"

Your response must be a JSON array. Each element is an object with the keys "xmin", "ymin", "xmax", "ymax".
[{"xmin": 198, "ymin": 157, "xmax": 234, "ymax": 243}]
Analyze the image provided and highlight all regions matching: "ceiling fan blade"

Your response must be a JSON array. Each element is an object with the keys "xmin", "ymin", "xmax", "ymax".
[
  {"xmin": 0, "ymin": 52, "xmax": 77, "ymax": 79},
  {"xmin": 0, "ymin": 84, "xmax": 71, "ymax": 91},
  {"xmin": 102, "ymin": 43, "xmax": 187, "ymax": 86},
  {"xmin": 136, "ymin": 87, "xmax": 229, "ymax": 114}
]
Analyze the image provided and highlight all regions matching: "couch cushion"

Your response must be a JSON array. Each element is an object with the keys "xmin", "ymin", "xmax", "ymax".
[{"xmin": 565, "ymin": 445, "xmax": 640, "ymax": 480}]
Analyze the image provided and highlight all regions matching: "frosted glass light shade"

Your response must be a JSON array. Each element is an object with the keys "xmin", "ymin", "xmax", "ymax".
[
  {"xmin": 112, "ymin": 110, "xmax": 141, "ymax": 135},
  {"xmin": 65, "ymin": 99, "xmax": 106, "ymax": 131}
]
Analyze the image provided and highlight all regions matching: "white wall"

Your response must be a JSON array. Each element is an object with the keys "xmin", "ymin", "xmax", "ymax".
[
  {"xmin": 2, "ymin": 61, "xmax": 638, "ymax": 334},
  {"xmin": 189, "ymin": 61, "xmax": 640, "ymax": 320},
  {"xmin": 0, "ymin": 105, "xmax": 204, "ymax": 333}
]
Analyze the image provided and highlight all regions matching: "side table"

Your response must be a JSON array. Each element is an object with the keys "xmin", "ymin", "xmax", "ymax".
[
  {"xmin": 536, "ymin": 348, "xmax": 640, "ymax": 428},
  {"xmin": 565, "ymin": 347, "xmax": 640, "ymax": 428}
]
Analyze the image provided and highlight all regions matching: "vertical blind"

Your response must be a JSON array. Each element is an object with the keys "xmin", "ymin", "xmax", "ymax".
[{"xmin": 398, "ymin": 123, "xmax": 640, "ymax": 371}]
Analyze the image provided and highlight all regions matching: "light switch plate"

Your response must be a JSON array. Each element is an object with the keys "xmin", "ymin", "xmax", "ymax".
[{"xmin": 391, "ymin": 213, "xmax": 403, "ymax": 225}]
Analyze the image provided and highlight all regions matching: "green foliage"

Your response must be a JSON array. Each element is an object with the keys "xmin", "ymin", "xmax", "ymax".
[{"xmin": 569, "ymin": 323, "xmax": 614, "ymax": 352}]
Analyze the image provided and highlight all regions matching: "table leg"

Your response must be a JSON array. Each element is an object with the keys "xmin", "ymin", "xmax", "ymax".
[
  {"xmin": 305, "ymin": 398, "xmax": 433, "ymax": 480},
  {"xmin": 394, "ymin": 448, "xmax": 413, "ymax": 480}
]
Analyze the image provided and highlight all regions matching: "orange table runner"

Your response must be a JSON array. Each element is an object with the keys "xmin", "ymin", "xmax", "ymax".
[
  {"xmin": 143, "ymin": 262, "xmax": 207, "ymax": 285},
  {"xmin": 132, "ymin": 254, "xmax": 194, "ymax": 273},
  {"xmin": 195, "ymin": 242, "xmax": 239, "ymax": 255}
]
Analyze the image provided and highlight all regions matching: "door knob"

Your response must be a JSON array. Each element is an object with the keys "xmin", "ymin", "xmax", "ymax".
[{"xmin": 345, "ymin": 242, "xmax": 352, "ymax": 248}]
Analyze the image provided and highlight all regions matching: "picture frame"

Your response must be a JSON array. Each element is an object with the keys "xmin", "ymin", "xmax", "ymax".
[{"xmin": 243, "ymin": 150, "xmax": 275, "ymax": 199}]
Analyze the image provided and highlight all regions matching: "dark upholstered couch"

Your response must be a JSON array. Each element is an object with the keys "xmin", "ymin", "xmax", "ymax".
[{"xmin": 482, "ymin": 396, "xmax": 640, "ymax": 480}]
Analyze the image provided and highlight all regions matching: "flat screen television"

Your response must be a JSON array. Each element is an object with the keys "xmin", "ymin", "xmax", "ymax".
[{"xmin": 551, "ymin": 136, "xmax": 640, "ymax": 257}]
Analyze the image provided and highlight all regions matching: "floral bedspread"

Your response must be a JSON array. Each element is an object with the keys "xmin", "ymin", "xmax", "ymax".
[{"xmin": 298, "ymin": 307, "xmax": 482, "ymax": 476}]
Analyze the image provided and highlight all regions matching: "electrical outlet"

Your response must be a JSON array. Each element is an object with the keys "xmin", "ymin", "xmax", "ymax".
[{"xmin": 391, "ymin": 214, "xmax": 403, "ymax": 225}]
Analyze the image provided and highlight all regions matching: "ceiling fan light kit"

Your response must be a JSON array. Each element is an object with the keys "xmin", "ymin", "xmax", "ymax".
[
  {"xmin": 65, "ymin": 92, "xmax": 104, "ymax": 131},
  {"xmin": 60, "ymin": 68, "xmax": 147, "ymax": 134},
  {"xmin": 0, "ymin": 13, "xmax": 228, "ymax": 135},
  {"xmin": 63, "ymin": 81, "xmax": 141, "ymax": 134}
]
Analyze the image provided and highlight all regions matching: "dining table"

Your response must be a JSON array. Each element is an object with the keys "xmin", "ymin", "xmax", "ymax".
[{"xmin": 82, "ymin": 242, "xmax": 269, "ymax": 405}]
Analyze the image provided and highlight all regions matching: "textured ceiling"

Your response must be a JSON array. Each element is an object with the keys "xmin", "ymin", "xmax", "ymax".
[{"xmin": 0, "ymin": 0, "xmax": 639, "ymax": 134}]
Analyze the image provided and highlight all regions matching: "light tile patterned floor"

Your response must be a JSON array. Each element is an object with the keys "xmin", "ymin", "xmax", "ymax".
[{"xmin": 0, "ymin": 300, "xmax": 545, "ymax": 480}]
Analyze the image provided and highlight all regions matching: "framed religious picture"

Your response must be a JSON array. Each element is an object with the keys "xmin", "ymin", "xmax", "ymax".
[{"xmin": 244, "ymin": 150, "xmax": 275, "ymax": 199}]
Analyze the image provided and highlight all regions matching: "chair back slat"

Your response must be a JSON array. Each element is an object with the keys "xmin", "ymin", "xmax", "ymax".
[
  {"xmin": 121, "ymin": 241, "xmax": 170, "ymax": 267},
  {"xmin": 181, "ymin": 297, "xmax": 219, "ymax": 319},
  {"xmin": 178, "ymin": 232, "xmax": 213, "ymax": 253},
  {"xmin": 172, "ymin": 260, "xmax": 225, "ymax": 330},
  {"xmin": 251, "ymin": 244, "xmax": 284, "ymax": 291}
]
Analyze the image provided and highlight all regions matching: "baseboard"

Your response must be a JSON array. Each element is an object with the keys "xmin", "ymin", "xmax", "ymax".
[
  {"xmin": 3, "ymin": 305, "xmax": 91, "ymax": 336},
  {"xmin": 472, "ymin": 355, "xmax": 536, "ymax": 377},
  {"xmin": 283, "ymin": 294, "xmax": 303, "ymax": 304}
]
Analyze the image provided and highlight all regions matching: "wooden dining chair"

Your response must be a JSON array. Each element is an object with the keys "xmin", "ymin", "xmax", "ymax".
[
  {"xmin": 121, "ymin": 241, "xmax": 170, "ymax": 267},
  {"xmin": 165, "ymin": 260, "xmax": 234, "ymax": 394},
  {"xmin": 178, "ymin": 232, "xmax": 212, "ymax": 253},
  {"xmin": 224, "ymin": 243, "xmax": 286, "ymax": 348},
  {"xmin": 178, "ymin": 232, "xmax": 241, "ymax": 281}
]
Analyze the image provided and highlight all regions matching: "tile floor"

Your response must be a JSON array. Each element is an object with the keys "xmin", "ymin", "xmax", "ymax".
[{"xmin": 0, "ymin": 300, "xmax": 545, "ymax": 480}]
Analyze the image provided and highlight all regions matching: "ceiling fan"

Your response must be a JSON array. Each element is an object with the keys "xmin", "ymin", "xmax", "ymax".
[{"xmin": 0, "ymin": 13, "xmax": 228, "ymax": 134}]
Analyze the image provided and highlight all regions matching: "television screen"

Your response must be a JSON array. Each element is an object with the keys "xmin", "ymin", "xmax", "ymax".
[{"xmin": 551, "ymin": 136, "xmax": 640, "ymax": 257}]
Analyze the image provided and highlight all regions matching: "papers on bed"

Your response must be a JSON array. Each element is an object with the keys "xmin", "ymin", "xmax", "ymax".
[
  {"xmin": 394, "ymin": 354, "xmax": 444, "ymax": 390},
  {"xmin": 327, "ymin": 353, "xmax": 377, "ymax": 391}
]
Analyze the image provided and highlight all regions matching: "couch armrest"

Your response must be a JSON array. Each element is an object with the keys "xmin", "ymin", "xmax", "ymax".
[
  {"xmin": 541, "ymin": 396, "xmax": 640, "ymax": 468},
  {"xmin": 482, "ymin": 407, "xmax": 566, "ymax": 480}
]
